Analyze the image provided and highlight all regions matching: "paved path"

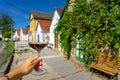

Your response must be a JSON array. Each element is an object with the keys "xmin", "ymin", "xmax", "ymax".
[
  {"xmin": 40, "ymin": 48, "xmax": 101, "ymax": 80},
  {"xmin": 11, "ymin": 48, "xmax": 103, "ymax": 80},
  {"xmin": 0, "ymin": 42, "xmax": 5, "ymax": 69}
]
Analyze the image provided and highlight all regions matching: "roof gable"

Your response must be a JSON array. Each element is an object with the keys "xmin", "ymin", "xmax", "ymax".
[
  {"xmin": 30, "ymin": 14, "xmax": 34, "ymax": 20},
  {"xmin": 55, "ymin": 8, "xmax": 63, "ymax": 16},
  {"xmin": 16, "ymin": 30, "xmax": 20, "ymax": 36},
  {"xmin": 38, "ymin": 20, "xmax": 51, "ymax": 30},
  {"xmin": 22, "ymin": 28, "xmax": 29, "ymax": 35}
]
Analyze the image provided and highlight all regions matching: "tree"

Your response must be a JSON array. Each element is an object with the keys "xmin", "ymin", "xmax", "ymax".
[{"xmin": 0, "ymin": 13, "xmax": 14, "ymax": 39}]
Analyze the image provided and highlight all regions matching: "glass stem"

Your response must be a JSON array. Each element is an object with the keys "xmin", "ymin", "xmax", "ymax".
[{"xmin": 37, "ymin": 51, "xmax": 41, "ymax": 57}]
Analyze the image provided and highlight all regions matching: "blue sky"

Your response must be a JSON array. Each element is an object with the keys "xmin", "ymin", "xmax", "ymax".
[{"xmin": 0, "ymin": 0, "xmax": 66, "ymax": 29}]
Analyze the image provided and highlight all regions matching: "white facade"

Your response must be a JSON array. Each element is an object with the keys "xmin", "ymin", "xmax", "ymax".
[
  {"xmin": 36, "ymin": 23, "xmax": 43, "ymax": 42},
  {"xmin": 49, "ymin": 10, "xmax": 61, "ymax": 48},
  {"xmin": 20, "ymin": 29, "xmax": 28, "ymax": 42},
  {"xmin": 23, "ymin": 34, "xmax": 28, "ymax": 41},
  {"xmin": 13, "ymin": 30, "xmax": 20, "ymax": 41},
  {"xmin": 36, "ymin": 23, "xmax": 49, "ymax": 43},
  {"xmin": 20, "ymin": 29, "xmax": 23, "ymax": 41}
]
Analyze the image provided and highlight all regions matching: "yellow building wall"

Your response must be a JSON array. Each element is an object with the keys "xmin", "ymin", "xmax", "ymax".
[
  {"xmin": 30, "ymin": 14, "xmax": 38, "ymax": 32},
  {"xmin": 29, "ymin": 14, "xmax": 38, "ymax": 42}
]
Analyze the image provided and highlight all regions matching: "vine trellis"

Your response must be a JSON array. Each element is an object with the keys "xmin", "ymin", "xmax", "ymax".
[{"xmin": 55, "ymin": 0, "xmax": 120, "ymax": 61}]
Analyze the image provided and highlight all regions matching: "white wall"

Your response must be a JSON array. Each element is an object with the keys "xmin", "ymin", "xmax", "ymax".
[
  {"xmin": 20, "ymin": 29, "xmax": 23, "ymax": 41},
  {"xmin": 49, "ymin": 10, "xmax": 60, "ymax": 48},
  {"xmin": 23, "ymin": 34, "xmax": 28, "ymax": 41},
  {"xmin": 36, "ymin": 23, "xmax": 43, "ymax": 42},
  {"xmin": 20, "ymin": 29, "xmax": 28, "ymax": 42},
  {"xmin": 13, "ymin": 31, "xmax": 19, "ymax": 41}
]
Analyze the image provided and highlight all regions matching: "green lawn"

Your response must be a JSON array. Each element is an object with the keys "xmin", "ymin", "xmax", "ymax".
[
  {"xmin": 4, "ymin": 41, "xmax": 14, "ymax": 58},
  {"xmin": 0, "ymin": 41, "xmax": 14, "ymax": 64}
]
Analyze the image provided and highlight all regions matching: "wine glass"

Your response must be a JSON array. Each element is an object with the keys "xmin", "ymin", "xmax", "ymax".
[{"xmin": 28, "ymin": 32, "xmax": 48, "ymax": 75}]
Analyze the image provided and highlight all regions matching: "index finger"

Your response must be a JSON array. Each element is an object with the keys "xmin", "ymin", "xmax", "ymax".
[
  {"xmin": 31, "ymin": 56, "xmax": 39, "ymax": 64},
  {"xmin": 31, "ymin": 57, "xmax": 42, "ymax": 66}
]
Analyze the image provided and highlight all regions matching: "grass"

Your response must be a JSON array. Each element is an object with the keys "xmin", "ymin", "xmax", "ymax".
[
  {"xmin": 4, "ymin": 41, "xmax": 14, "ymax": 58},
  {"xmin": 0, "ymin": 59, "xmax": 7, "ymax": 65},
  {"xmin": 0, "ymin": 41, "xmax": 14, "ymax": 65}
]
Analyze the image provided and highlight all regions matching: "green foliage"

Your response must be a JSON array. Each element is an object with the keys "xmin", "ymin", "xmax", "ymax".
[
  {"xmin": 0, "ymin": 59, "xmax": 7, "ymax": 65},
  {"xmin": 55, "ymin": 11, "xmax": 73, "ymax": 59},
  {"xmin": 0, "ymin": 13, "xmax": 14, "ymax": 38},
  {"xmin": 55, "ymin": 0, "xmax": 120, "ymax": 60},
  {"xmin": 0, "ymin": 41, "xmax": 14, "ymax": 65},
  {"xmin": 4, "ymin": 41, "xmax": 14, "ymax": 58}
]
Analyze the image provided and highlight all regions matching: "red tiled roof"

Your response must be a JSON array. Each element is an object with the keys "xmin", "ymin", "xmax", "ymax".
[
  {"xmin": 22, "ymin": 27, "xmax": 30, "ymax": 35},
  {"xmin": 16, "ymin": 30, "xmax": 20, "ymax": 36},
  {"xmin": 38, "ymin": 20, "xmax": 51, "ymax": 30}
]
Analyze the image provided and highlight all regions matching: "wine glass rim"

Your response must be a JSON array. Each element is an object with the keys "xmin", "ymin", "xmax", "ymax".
[{"xmin": 29, "ymin": 42, "xmax": 48, "ymax": 44}]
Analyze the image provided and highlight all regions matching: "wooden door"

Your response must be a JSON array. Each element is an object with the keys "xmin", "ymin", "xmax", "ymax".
[{"xmin": 54, "ymin": 34, "xmax": 58, "ymax": 48}]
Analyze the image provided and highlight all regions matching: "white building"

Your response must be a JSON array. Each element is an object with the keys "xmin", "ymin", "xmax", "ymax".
[
  {"xmin": 13, "ymin": 29, "xmax": 20, "ymax": 41},
  {"xmin": 20, "ymin": 28, "xmax": 29, "ymax": 42},
  {"xmin": 36, "ymin": 20, "xmax": 51, "ymax": 43},
  {"xmin": 49, "ymin": 8, "xmax": 63, "ymax": 48}
]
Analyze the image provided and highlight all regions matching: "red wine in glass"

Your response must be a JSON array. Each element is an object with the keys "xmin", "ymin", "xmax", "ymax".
[
  {"xmin": 29, "ymin": 42, "xmax": 48, "ymax": 75},
  {"xmin": 29, "ymin": 42, "xmax": 48, "ymax": 52}
]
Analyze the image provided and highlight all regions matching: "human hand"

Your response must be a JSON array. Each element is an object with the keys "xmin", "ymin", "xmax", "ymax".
[{"xmin": 16, "ymin": 56, "xmax": 42, "ymax": 76}]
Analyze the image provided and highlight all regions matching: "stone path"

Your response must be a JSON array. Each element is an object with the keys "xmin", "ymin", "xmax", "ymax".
[{"xmin": 10, "ymin": 48, "xmax": 104, "ymax": 80}]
